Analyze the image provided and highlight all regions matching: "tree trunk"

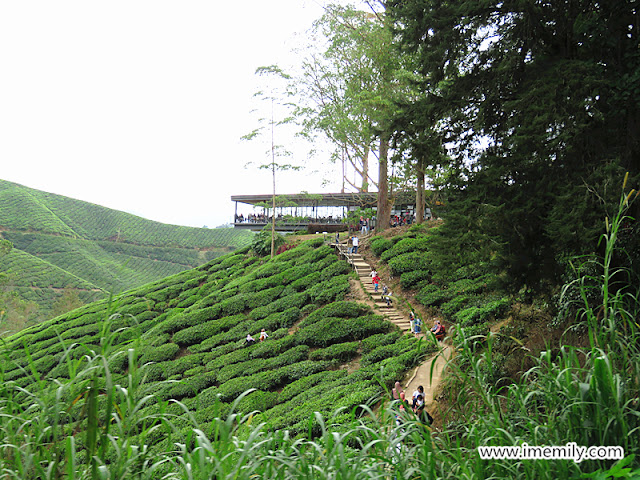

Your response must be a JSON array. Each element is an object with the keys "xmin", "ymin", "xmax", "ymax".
[
  {"xmin": 376, "ymin": 132, "xmax": 392, "ymax": 233},
  {"xmin": 361, "ymin": 145, "xmax": 370, "ymax": 192},
  {"xmin": 416, "ymin": 156, "xmax": 425, "ymax": 224}
]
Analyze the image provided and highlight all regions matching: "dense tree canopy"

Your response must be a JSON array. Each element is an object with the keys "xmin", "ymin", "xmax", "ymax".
[{"xmin": 387, "ymin": 0, "xmax": 640, "ymax": 286}]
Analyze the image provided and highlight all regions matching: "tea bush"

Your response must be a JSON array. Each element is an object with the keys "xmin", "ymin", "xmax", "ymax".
[
  {"xmin": 370, "ymin": 236, "xmax": 393, "ymax": 256},
  {"xmin": 308, "ymin": 341, "xmax": 359, "ymax": 362},
  {"xmin": 139, "ymin": 342, "xmax": 180, "ymax": 364},
  {"xmin": 387, "ymin": 251, "xmax": 430, "ymax": 276},
  {"xmin": 400, "ymin": 269, "xmax": 431, "ymax": 289},
  {"xmin": 296, "ymin": 315, "xmax": 390, "ymax": 348}
]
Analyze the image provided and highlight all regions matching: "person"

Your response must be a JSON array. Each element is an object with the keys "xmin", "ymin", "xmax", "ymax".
[
  {"xmin": 414, "ymin": 316, "xmax": 422, "ymax": 337},
  {"xmin": 383, "ymin": 287, "xmax": 393, "ymax": 307},
  {"xmin": 412, "ymin": 386, "xmax": 424, "ymax": 409},
  {"xmin": 245, "ymin": 334, "xmax": 256, "ymax": 345},
  {"xmin": 370, "ymin": 269, "xmax": 377, "ymax": 279},
  {"xmin": 259, "ymin": 329, "xmax": 268, "ymax": 342},
  {"xmin": 372, "ymin": 273, "xmax": 380, "ymax": 293},
  {"xmin": 431, "ymin": 320, "xmax": 445, "ymax": 341},
  {"xmin": 352, "ymin": 235, "xmax": 359, "ymax": 254},
  {"xmin": 415, "ymin": 402, "xmax": 434, "ymax": 425},
  {"xmin": 360, "ymin": 216, "xmax": 367, "ymax": 235},
  {"xmin": 409, "ymin": 314, "xmax": 415, "ymax": 335},
  {"xmin": 347, "ymin": 235, "xmax": 353, "ymax": 254},
  {"xmin": 335, "ymin": 231, "xmax": 340, "ymax": 244}
]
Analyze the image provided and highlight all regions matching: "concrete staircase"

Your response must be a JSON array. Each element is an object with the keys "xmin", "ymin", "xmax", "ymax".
[{"xmin": 334, "ymin": 242, "xmax": 411, "ymax": 333}]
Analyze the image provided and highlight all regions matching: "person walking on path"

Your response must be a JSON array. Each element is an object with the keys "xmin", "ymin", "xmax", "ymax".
[
  {"xmin": 352, "ymin": 235, "xmax": 359, "ymax": 254},
  {"xmin": 372, "ymin": 273, "xmax": 381, "ymax": 293}
]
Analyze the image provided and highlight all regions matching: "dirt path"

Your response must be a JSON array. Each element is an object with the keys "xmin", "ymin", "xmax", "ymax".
[
  {"xmin": 403, "ymin": 343, "xmax": 452, "ymax": 413},
  {"xmin": 337, "ymin": 240, "xmax": 451, "ymax": 421}
]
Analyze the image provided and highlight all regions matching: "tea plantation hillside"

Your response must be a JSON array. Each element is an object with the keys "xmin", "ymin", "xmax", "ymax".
[
  {"xmin": 2, "ymin": 238, "xmax": 431, "ymax": 443},
  {"xmin": 0, "ymin": 179, "xmax": 253, "ymax": 329}
]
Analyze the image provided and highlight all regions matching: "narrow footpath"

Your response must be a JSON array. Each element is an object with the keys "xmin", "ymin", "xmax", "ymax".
[{"xmin": 334, "ymin": 239, "xmax": 451, "ymax": 420}]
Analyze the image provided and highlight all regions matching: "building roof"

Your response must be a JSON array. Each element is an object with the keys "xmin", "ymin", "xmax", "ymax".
[{"xmin": 231, "ymin": 191, "xmax": 416, "ymax": 208}]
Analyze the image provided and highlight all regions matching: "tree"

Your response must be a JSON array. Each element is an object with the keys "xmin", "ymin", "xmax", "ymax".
[
  {"xmin": 293, "ymin": 2, "xmax": 410, "ymax": 232},
  {"xmin": 242, "ymin": 65, "xmax": 302, "ymax": 257},
  {"xmin": 387, "ymin": 0, "xmax": 640, "ymax": 284}
]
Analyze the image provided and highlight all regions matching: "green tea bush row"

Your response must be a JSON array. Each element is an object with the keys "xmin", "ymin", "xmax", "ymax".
[
  {"xmin": 454, "ymin": 297, "xmax": 511, "ymax": 326},
  {"xmin": 278, "ymin": 370, "xmax": 348, "ymax": 403},
  {"xmin": 400, "ymin": 269, "xmax": 431, "ymax": 289},
  {"xmin": 188, "ymin": 319, "xmax": 254, "ymax": 353},
  {"xmin": 244, "ymin": 287, "xmax": 285, "ymax": 311},
  {"xmin": 210, "ymin": 359, "xmax": 331, "ymax": 403},
  {"xmin": 360, "ymin": 330, "xmax": 403, "ymax": 354},
  {"xmin": 308, "ymin": 341, "xmax": 359, "ymax": 362},
  {"xmin": 289, "ymin": 271, "xmax": 322, "ymax": 292},
  {"xmin": 216, "ymin": 345, "xmax": 310, "ymax": 384},
  {"xmin": 307, "ymin": 275, "xmax": 350, "ymax": 304},
  {"xmin": 387, "ymin": 251, "xmax": 430, "ymax": 276},
  {"xmin": 296, "ymin": 315, "xmax": 390, "ymax": 348},
  {"xmin": 299, "ymin": 301, "xmax": 372, "ymax": 328},
  {"xmin": 380, "ymin": 236, "xmax": 433, "ymax": 262},
  {"xmin": 139, "ymin": 342, "xmax": 180, "ymax": 364},
  {"xmin": 369, "ymin": 236, "xmax": 393, "ymax": 256},
  {"xmin": 249, "ymin": 292, "xmax": 309, "ymax": 320}
]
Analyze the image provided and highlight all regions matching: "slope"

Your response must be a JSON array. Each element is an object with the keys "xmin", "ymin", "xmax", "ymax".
[
  {"xmin": 0, "ymin": 179, "xmax": 253, "ymax": 327},
  {"xmin": 2, "ymin": 238, "xmax": 433, "ymax": 442}
]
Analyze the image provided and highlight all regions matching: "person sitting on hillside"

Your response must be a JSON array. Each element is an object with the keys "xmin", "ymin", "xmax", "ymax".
[
  {"xmin": 431, "ymin": 320, "xmax": 446, "ymax": 341},
  {"xmin": 245, "ymin": 334, "xmax": 256, "ymax": 346},
  {"xmin": 412, "ymin": 385, "xmax": 424, "ymax": 409},
  {"xmin": 415, "ymin": 402, "xmax": 434, "ymax": 425},
  {"xmin": 259, "ymin": 329, "xmax": 269, "ymax": 342}
]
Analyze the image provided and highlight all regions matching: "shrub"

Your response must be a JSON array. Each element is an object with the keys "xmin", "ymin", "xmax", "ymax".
[
  {"xmin": 454, "ymin": 297, "xmax": 511, "ymax": 326},
  {"xmin": 400, "ymin": 270, "xmax": 431, "ymax": 289},
  {"xmin": 278, "ymin": 370, "xmax": 348, "ymax": 403},
  {"xmin": 387, "ymin": 251, "xmax": 430, "ymax": 276},
  {"xmin": 360, "ymin": 330, "xmax": 402, "ymax": 354},
  {"xmin": 296, "ymin": 245, "xmax": 333, "ymax": 265},
  {"xmin": 308, "ymin": 341, "xmax": 359, "ymax": 362},
  {"xmin": 164, "ymin": 353, "xmax": 206, "ymax": 377},
  {"xmin": 321, "ymin": 260, "xmax": 352, "ymax": 277},
  {"xmin": 234, "ymin": 390, "xmax": 279, "ymax": 415},
  {"xmin": 307, "ymin": 275, "xmax": 350, "ymax": 304},
  {"xmin": 249, "ymin": 292, "xmax": 309, "ymax": 320},
  {"xmin": 440, "ymin": 295, "xmax": 472, "ymax": 320},
  {"xmin": 370, "ymin": 236, "xmax": 393, "ymax": 257},
  {"xmin": 171, "ymin": 314, "xmax": 245, "ymax": 347},
  {"xmin": 361, "ymin": 342, "xmax": 414, "ymax": 366},
  {"xmin": 296, "ymin": 315, "xmax": 390, "ymax": 348},
  {"xmin": 140, "ymin": 343, "xmax": 180, "ymax": 364},
  {"xmin": 415, "ymin": 284, "xmax": 451, "ymax": 307},
  {"xmin": 299, "ymin": 301, "xmax": 371, "ymax": 328},
  {"xmin": 289, "ymin": 272, "xmax": 322, "ymax": 292}
]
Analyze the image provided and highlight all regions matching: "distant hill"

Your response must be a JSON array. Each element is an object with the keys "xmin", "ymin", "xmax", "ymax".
[{"xmin": 0, "ymin": 179, "xmax": 253, "ymax": 333}]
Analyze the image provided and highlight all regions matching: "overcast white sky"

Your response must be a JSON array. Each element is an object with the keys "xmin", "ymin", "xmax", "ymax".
[{"xmin": 0, "ymin": 1, "xmax": 347, "ymax": 228}]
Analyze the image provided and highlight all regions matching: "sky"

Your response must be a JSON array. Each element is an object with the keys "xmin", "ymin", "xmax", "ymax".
[{"xmin": 0, "ymin": 0, "xmax": 346, "ymax": 228}]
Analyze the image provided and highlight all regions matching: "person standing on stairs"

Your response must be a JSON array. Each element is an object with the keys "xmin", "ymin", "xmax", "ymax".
[
  {"xmin": 372, "ymin": 272, "xmax": 380, "ymax": 292},
  {"xmin": 352, "ymin": 235, "xmax": 359, "ymax": 254}
]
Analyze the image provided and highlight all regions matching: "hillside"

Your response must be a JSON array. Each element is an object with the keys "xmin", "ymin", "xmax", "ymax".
[
  {"xmin": 2, "ymin": 238, "xmax": 431, "ymax": 439},
  {"xmin": 0, "ymin": 221, "xmax": 637, "ymax": 478},
  {"xmin": 0, "ymin": 179, "xmax": 253, "ymax": 332}
]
